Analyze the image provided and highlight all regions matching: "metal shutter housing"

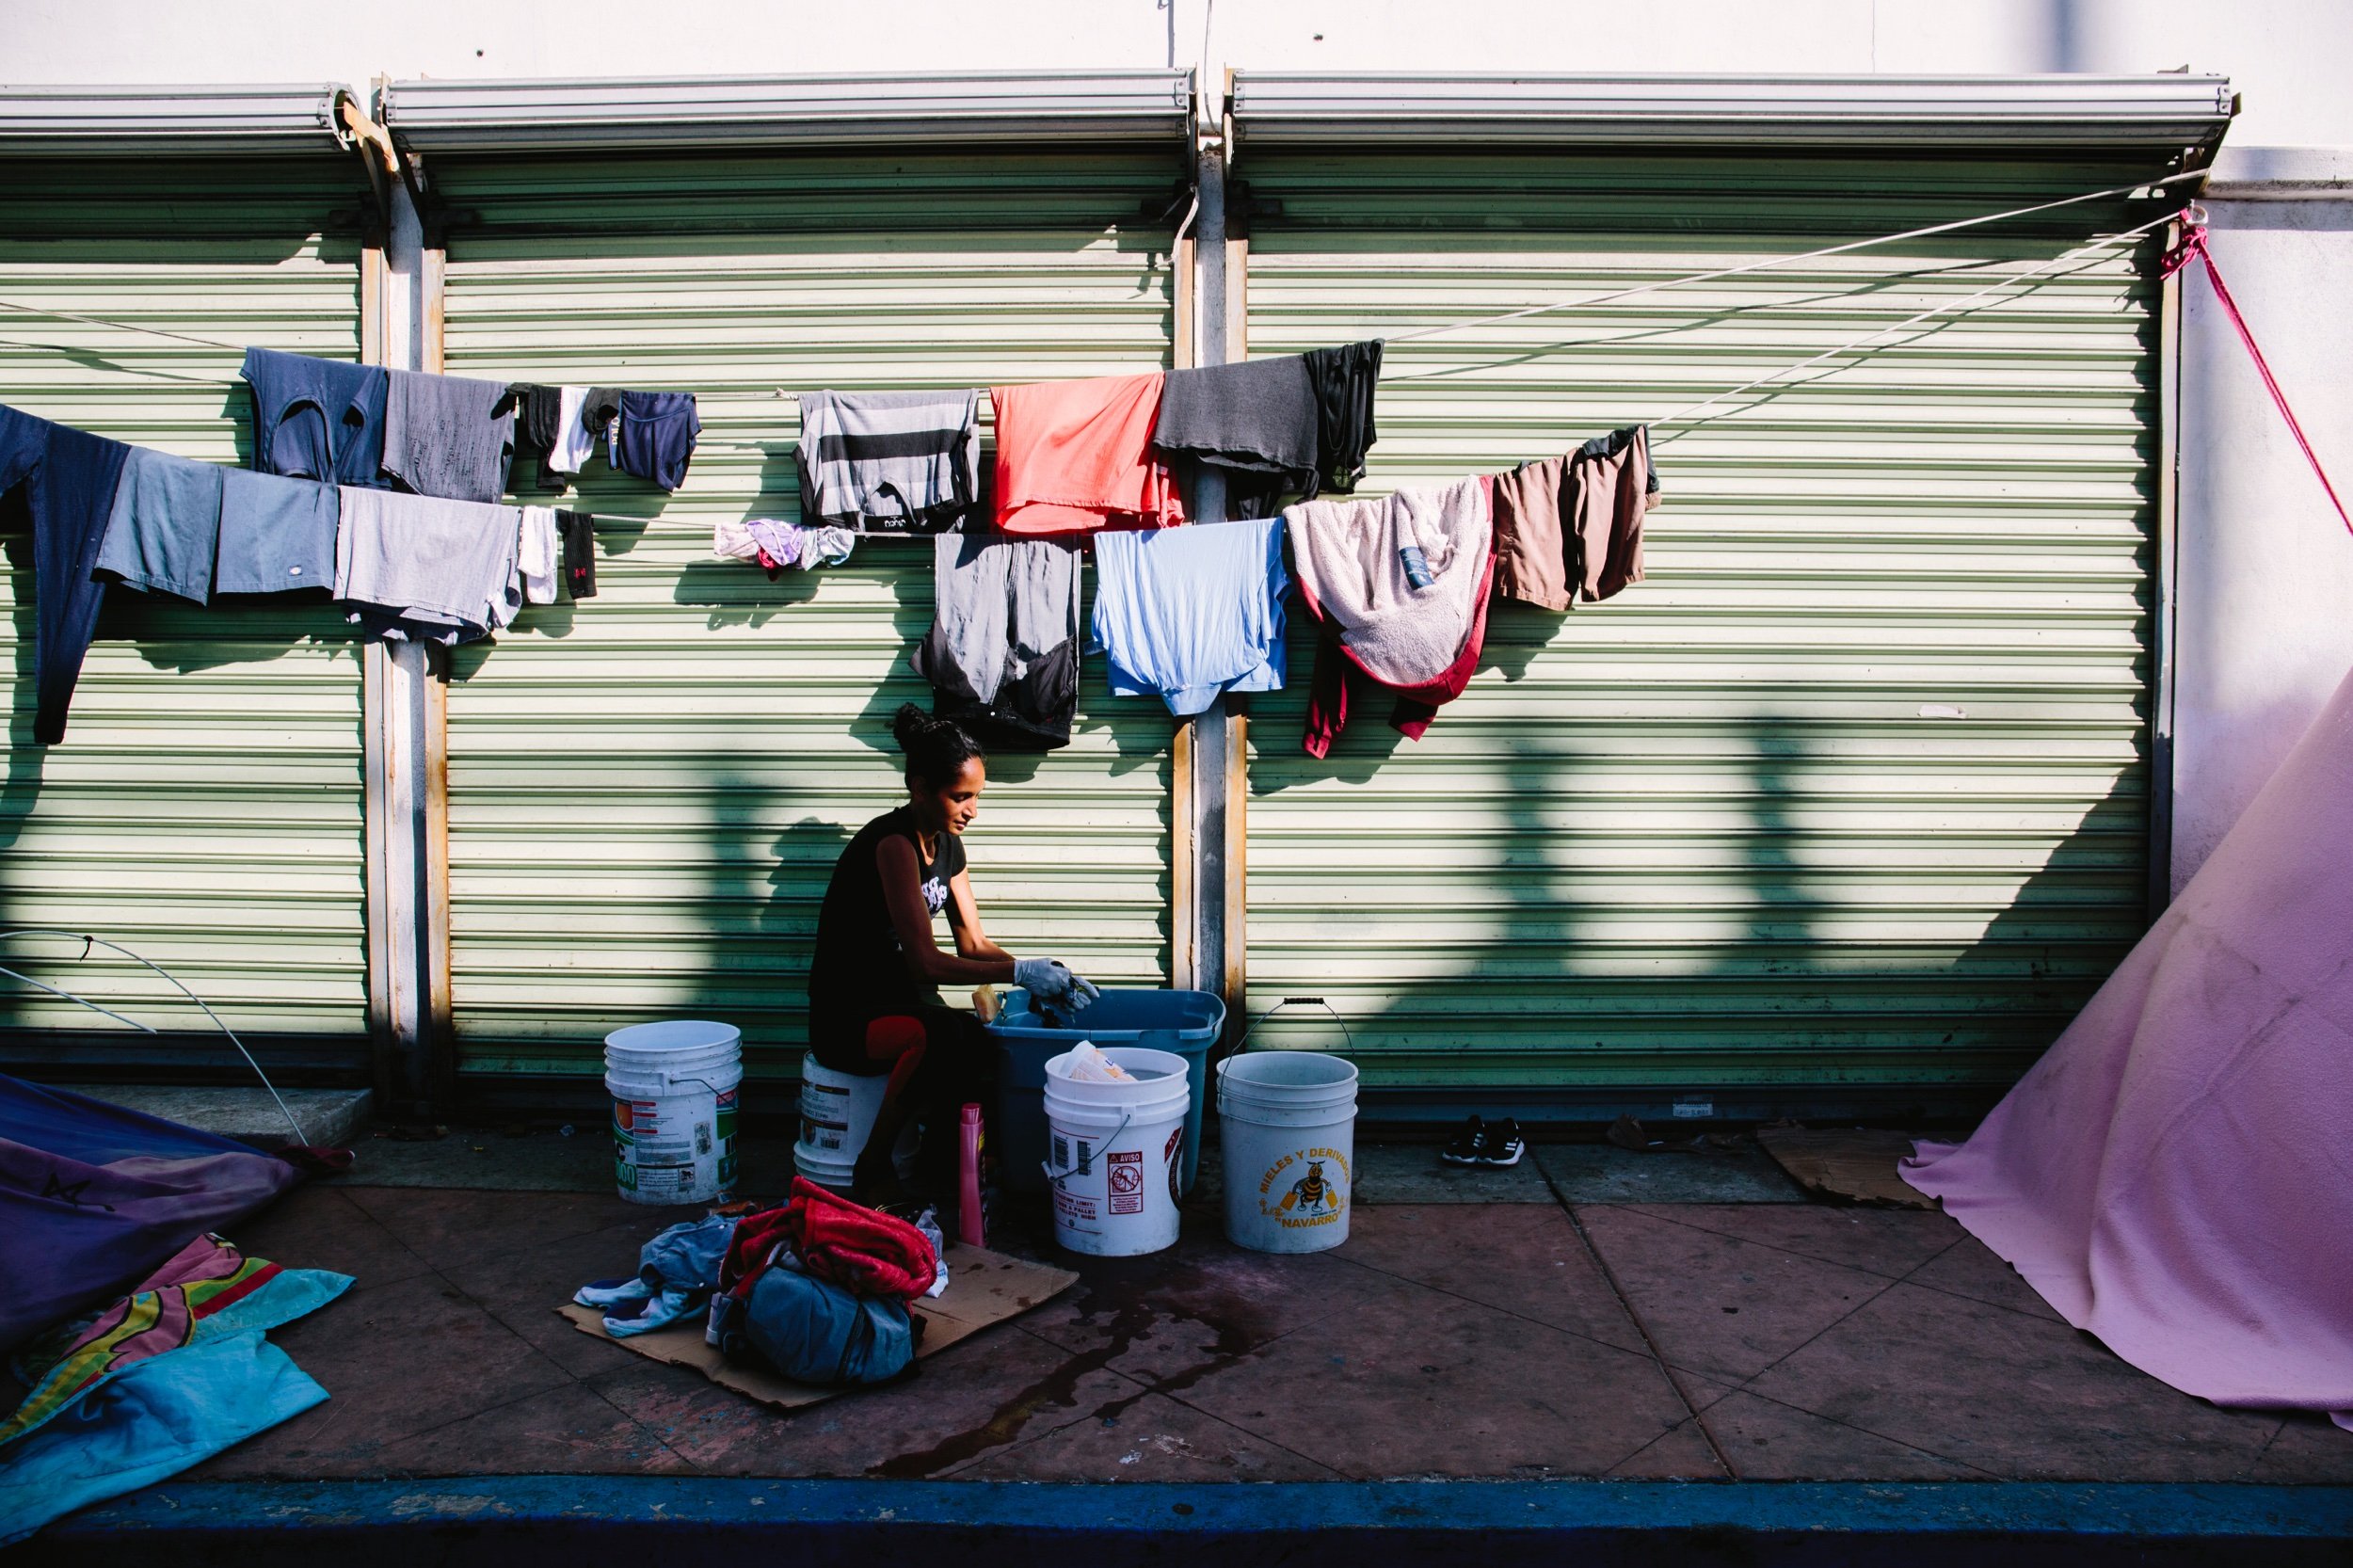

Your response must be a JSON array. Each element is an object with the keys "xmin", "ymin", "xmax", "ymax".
[
  {"xmin": 0, "ymin": 85, "xmax": 357, "ymax": 156},
  {"xmin": 1227, "ymin": 72, "xmax": 2234, "ymax": 150},
  {"xmin": 383, "ymin": 71, "xmax": 1193, "ymax": 152}
]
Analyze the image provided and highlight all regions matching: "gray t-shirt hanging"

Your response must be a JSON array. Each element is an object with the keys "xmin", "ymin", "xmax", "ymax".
[
  {"xmin": 334, "ymin": 487, "xmax": 523, "ymax": 643},
  {"xmin": 216, "ymin": 468, "xmax": 339, "ymax": 593},
  {"xmin": 382, "ymin": 369, "xmax": 516, "ymax": 504}
]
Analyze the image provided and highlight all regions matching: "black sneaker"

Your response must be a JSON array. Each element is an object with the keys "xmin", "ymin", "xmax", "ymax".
[
  {"xmin": 1441, "ymin": 1114, "xmax": 1487, "ymax": 1166},
  {"xmin": 1478, "ymin": 1118, "xmax": 1526, "ymax": 1168}
]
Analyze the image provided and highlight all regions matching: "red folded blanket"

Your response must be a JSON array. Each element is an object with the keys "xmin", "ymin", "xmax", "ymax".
[{"xmin": 717, "ymin": 1177, "xmax": 937, "ymax": 1305}]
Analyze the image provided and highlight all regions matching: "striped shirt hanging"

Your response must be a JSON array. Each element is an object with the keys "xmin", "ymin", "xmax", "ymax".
[{"xmin": 792, "ymin": 388, "xmax": 979, "ymax": 534}]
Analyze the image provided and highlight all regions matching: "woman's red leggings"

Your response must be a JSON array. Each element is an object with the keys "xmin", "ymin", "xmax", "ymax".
[{"xmin": 813, "ymin": 1006, "xmax": 993, "ymax": 1173}]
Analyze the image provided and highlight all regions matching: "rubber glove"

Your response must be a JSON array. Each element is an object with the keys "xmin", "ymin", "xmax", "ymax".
[{"xmin": 1015, "ymin": 958, "xmax": 1100, "ymax": 1012}]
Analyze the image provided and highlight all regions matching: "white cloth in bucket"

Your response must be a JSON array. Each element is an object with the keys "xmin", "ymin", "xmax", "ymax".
[{"xmin": 1060, "ymin": 1042, "xmax": 1132, "ymax": 1082}]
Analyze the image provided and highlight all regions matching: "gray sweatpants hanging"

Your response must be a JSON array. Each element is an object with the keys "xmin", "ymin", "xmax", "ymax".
[{"xmin": 911, "ymin": 533, "xmax": 1081, "ymax": 752}]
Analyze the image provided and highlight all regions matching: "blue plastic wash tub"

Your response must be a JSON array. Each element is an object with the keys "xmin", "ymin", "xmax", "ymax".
[{"xmin": 988, "ymin": 987, "xmax": 1225, "ymax": 1197}]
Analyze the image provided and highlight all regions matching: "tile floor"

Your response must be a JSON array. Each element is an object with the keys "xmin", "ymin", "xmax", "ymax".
[{"xmin": 170, "ymin": 1146, "xmax": 2353, "ymax": 1487}]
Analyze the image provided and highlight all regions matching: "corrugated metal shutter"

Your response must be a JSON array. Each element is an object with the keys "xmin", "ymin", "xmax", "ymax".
[
  {"xmin": 431, "ymin": 150, "xmax": 1180, "ymax": 1084},
  {"xmin": 0, "ymin": 157, "xmax": 370, "ymax": 1070},
  {"xmin": 1240, "ymin": 151, "xmax": 2160, "ymax": 1112}
]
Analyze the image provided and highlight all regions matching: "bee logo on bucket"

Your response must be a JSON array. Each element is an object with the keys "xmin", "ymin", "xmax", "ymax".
[{"xmin": 1257, "ymin": 1147, "xmax": 1349, "ymax": 1228}]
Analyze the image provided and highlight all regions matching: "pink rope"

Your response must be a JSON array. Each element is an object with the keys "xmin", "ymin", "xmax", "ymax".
[{"xmin": 2164, "ymin": 214, "xmax": 2353, "ymax": 538}]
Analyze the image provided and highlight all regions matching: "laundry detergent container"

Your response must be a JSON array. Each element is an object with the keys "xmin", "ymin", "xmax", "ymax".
[{"xmin": 989, "ymin": 987, "xmax": 1224, "ymax": 1197}]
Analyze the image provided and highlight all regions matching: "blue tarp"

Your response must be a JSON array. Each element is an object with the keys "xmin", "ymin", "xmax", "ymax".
[{"xmin": 0, "ymin": 1075, "xmax": 299, "ymax": 1352}]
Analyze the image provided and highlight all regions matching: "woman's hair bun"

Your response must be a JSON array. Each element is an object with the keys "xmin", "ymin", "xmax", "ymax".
[
  {"xmin": 892, "ymin": 702, "xmax": 985, "ymax": 788},
  {"xmin": 890, "ymin": 702, "xmax": 935, "ymax": 752}
]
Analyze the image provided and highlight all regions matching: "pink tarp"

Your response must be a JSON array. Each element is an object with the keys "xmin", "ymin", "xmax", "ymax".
[{"xmin": 1905, "ymin": 667, "xmax": 2353, "ymax": 1430}]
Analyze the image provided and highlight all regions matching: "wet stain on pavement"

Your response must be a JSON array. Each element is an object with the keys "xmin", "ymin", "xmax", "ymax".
[{"xmin": 870, "ymin": 1256, "xmax": 1275, "ymax": 1478}]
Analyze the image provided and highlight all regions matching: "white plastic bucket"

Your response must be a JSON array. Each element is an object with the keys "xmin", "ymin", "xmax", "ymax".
[
  {"xmin": 1042, "ymin": 1045, "xmax": 1191, "ymax": 1257},
  {"xmin": 1217, "ymin": 1050, "xmax": 1359, "ymax": 1253},
  {"xmin": 792, "ymin": 1052, "xmax": 920, "ymax": 1192},
  {"xmin": 605, "ymin": 1020, "xmax": 742, "ymax": 1206}
]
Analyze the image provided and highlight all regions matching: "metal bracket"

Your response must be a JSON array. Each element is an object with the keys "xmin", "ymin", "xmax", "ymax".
[{"xmin": 1141, "ymin": 179, "xmax": 1197, "ymax": 229}]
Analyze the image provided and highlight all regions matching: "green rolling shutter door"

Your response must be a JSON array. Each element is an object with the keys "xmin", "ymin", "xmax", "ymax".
[
  {"xmin": 432, "ymin": 150, "xmax": 1180, "ymax": 1083},
  {"xmin": 1241, "ymin": 151, "xmax": 2159, "ymax": 1107},
  {"xmin": 0, "ymin": 158, "xmax": 371, "ymax": 1066}
]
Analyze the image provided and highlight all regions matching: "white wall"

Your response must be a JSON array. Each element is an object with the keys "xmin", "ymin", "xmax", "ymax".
[
  {"xmin": 2172, "ymin": 167, "xmax": 2353, "ymax": 891},
  {"xmin": 7, "ymin": 1, "xmax": 2353, "ymax": 146}
]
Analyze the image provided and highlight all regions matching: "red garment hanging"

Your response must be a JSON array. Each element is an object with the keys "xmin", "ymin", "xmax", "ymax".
[{"xmin": 990, "ymin": 373, "xmax": 1185, "ymax": 536}]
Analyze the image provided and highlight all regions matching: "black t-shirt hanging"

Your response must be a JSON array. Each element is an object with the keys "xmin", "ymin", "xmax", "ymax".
[
  {"xmin": 1301, "ymin": 339, "xmax": 1384, "ymax": 495},
  {"xmin": 808, "ymin": 806, "xmax": 967, "ymax": 1048}
]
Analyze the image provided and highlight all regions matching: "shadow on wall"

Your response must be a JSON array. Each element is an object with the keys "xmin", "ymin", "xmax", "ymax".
[
  {"xmin": 1955, "ymin": 768, "xmax": 2150, "ymax": 1096},
  {"xmin": 2045, "ymin": 0, "xmax": 2086, "ymax": 72},
  {"xmin": 667, "ymin": 440, "xmax": 810, "ymax": 632},
  {"xmin": 1241, "ymin": 601, "xmax": 1546, "ymax": 793},
  {"xmin": 2169, "ymin": 693, "xmax": 2337, "ymax": 895},
  {"xmin": 752, "ymin": 792, "xmax": 854, "ymax": 1083},
  {"xmin": 0, "ymin": 170, "xmax": 371, "ymax": 1047},
  {"xmin": 1699, "ymin": 707, "xmax": 2135, "ymax": 1119},
  {"xmin": 1442, "ymin": 700, "xmax": 1836, "ymax": 1110},
  {"xmin": 1234, "ymin": 601, "xmax": 1570, "ymax": 1081},
  {"xmin": 1241, "ymin": 590, "xmax": 2148, "ymax": 1121}
]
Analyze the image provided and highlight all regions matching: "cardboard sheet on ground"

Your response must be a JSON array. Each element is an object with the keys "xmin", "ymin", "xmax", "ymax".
[
  {"xmin": 1757, "ymin": 1127, "xmax": 1933, "ymax": 1208},
  {"xmin": 557, "ymin": 1244, "xmax": 1078, "ymax": 1412}
]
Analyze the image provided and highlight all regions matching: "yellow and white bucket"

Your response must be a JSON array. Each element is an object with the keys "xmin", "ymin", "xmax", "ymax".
[{"xmin": 1216, "ymin": 1050, "xmax": 1358, "ymax": 1253}]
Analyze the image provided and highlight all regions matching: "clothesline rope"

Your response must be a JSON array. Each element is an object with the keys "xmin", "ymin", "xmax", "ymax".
[
  {"xmin": 2161, "ymin": 217, "xmax": 2353, "ymax": 537},
  {"xmin": 1378, "ymin": 167, "xmax": 2207, "ymax": 355},
  {"xmin": 0, "ymin": 297, "xmax": 248, "ymax": 352},
  {"xmin": 1649, "ymin": 210, "xmax": 2178, "ymax": 442},
  {"xmin": 0, "ymin": 930, "xmax": 310, "ymax": 1144}
]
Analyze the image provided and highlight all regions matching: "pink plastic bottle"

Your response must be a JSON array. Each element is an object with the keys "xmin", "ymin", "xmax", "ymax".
[{"xmin": 956, "ymin": 1102, "xmax": 985, "ymax": 1248}]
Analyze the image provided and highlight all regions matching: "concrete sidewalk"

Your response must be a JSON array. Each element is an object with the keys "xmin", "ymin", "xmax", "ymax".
[{"xmin": 135, "ymin": 1128, "xmax": 2347, "ymax": 1489}]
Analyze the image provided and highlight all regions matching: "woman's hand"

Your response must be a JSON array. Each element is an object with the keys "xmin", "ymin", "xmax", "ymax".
[{"xmin": 1015, "ymin": 958, "xmax": 1101, "ymax": 1012}]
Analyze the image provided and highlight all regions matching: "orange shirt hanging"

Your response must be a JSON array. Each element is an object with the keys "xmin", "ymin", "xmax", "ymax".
[{"xmin": 989, "ymin": 372, "xmax": 1185, "ymax": 535}]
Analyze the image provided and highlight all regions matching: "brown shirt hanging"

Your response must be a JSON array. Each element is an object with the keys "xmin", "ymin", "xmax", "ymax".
[
  {"xmin": 1491, "ymin": 424, "xmax": 1660, "ymax": 613},
  {"xmin": 1491, "ymin": 453, "xmax": 1573, "ymax": 611},
  {"xmin": 1566, "ymin": 424, "xmax": 1658, "ymax": 604}
]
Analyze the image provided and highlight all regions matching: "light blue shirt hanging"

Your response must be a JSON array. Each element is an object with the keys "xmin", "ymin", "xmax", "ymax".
[{"xmin": 1088, "ymin": 516, "xmax": 1289, "ymax": 716}]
